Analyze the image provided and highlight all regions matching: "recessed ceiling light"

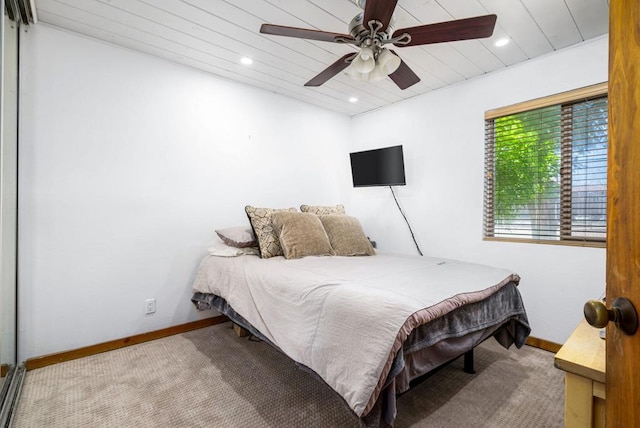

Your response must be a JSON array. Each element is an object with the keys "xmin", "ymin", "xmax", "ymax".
[
  {"xmin": 494, "ymin": 38, "xmax": 510, "ymax": 47},
  {"xmin": 240, "ymin": 57, "xmax": 253, "ymax": 65},
  {"xmin": 349, "ymin": 97, "xmax": 358, "ymax": 103}
]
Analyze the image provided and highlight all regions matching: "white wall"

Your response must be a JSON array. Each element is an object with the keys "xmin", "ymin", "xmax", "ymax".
[
  {"xmin": 350, "ymin": 36, "xmax": 609, "ymax": 345},
  {"xmin": 18, "ymin": 25, "xmax": 351, "ymax": 360}
]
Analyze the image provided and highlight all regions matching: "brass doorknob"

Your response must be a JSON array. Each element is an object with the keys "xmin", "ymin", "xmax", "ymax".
[{"xmin": 584, "ymin": 297, "xmax": 638, "ymax": 335}]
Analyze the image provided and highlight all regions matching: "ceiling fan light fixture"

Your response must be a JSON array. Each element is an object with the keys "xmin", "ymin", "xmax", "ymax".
[
  {"xmin": 345, "ymin": 47, "xmax": 400, "ymax": 83},
  {"xmin": 367, "ymin": 64, "xmax": 388, "ymax": 82},
  {"xmin": 377, "ymin": 48, "xmax": 401, "ymax": 74},
  {"xmin": 359, "ymin": 46, "xmax": 374, "ymax": 61},
  {"xmin": 344, "ymin": 67, "xmax": 370, "ymax": 82},
  {"xmin": 348, "ymin": 47, "xmax": 376, "ymax": 73}
]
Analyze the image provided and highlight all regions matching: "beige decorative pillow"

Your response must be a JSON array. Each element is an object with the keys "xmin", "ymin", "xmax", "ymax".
[
  {"xmin": 215, "ymin": 226, "xmax": 257, "ymax": 248},
  {"xmin": 245, "ymin": 206, "xmax": 297, "ymax": 258},
  {"xmin": 271, "ymin": 212, "xmax": 335, "ymax": 259},
  {"xmin": 319, "ymin": 215, "xmax": 375, "ymax": 256},
  {"xmin": 300, "ymin": 204, "xmax": 346, "ymax": 215}
]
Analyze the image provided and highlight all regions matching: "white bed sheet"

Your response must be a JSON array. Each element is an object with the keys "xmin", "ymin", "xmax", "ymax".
[{"xmin": 191, "ymin": 253, "xmax": 519, "ymax": 416}]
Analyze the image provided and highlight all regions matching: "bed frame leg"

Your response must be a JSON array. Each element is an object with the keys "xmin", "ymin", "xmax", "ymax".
[
  {"xmin": 232, "ymin": 323, "xmax": 250, "ymax": 338},
  {"xmin": 463, "ymin": 350, "xmax": 475, "ymax": 374}
]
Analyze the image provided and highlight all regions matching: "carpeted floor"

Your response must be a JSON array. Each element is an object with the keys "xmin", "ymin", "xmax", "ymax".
[{"xmin": 13, "ymin": 323, "xmax": 563, "ymax": 427}]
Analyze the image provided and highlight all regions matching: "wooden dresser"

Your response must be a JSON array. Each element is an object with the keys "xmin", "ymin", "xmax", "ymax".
[{"xmin": 554, "ymin": 320, "xmax": 606, "ymax": 428}]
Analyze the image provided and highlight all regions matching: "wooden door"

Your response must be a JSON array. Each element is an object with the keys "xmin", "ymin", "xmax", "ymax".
[{"xmin": 606, "ymin": 2, "xmax": 640, "ymax": 426}]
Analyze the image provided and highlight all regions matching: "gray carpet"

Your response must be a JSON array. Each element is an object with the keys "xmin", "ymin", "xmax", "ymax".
[{"xmin": 13, "ymin": 324, "xmax": 563, "ymax": 427}]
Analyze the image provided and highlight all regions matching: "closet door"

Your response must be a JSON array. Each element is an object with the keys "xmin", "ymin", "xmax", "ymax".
[{"xmin": 1, "ymin": 2, "xmax": 19, "ymax": 385}]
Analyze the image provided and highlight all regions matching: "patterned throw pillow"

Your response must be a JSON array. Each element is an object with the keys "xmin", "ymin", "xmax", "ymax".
[
  {"xmin": 245, "ymin": 206, "xmax": 297, "ymax": 258},
  {"xmin": 319, "ymin": 215, "xmax": 375, "ymax": 256},
  {"xmin": 299, "ymin": 204, "xmax": 346, "ymax": 215},
  {"xmin": 271, "ymin": 212, "xmax": 335, "ymax": 259}
]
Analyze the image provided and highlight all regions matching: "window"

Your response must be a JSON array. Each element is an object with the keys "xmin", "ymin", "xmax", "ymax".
[{"xmin": 484, "ymin": 83, "xmax": 608, "ymax": 246}]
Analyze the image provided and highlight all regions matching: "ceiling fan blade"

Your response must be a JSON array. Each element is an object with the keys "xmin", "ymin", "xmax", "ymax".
[
  {"xmin": 363, "ymin": 0, "xmax": 399, "ymax": 31},
  {"xmin": 260, "ymin": 24, "xmax": 355, "ymax": 44},
  {"xmin": 305, "ymin": 53, "xmax": 355, "ymax": 87},
  {"xmin": 388, "ymin": 53, "xmax": 420, "ymax": 90},
  {"xmin": 393, "ymin": 14, "xmax": 497, "ymax": 47}
]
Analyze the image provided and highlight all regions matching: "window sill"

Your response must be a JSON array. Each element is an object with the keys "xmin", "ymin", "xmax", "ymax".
[{"xmin": 483, "ymin": 236, "xmax": 606, "ymax": 248}]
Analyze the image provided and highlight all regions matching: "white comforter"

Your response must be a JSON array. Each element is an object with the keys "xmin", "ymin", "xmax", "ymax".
[{"xmin": 192, "ymin": 253, "xmax": 519, "ymax": 416}]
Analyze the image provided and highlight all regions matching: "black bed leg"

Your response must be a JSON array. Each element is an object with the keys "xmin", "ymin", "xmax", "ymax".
[{"xmin": 463, "ymin": 350, "xmax": 475, "ymax": 374}]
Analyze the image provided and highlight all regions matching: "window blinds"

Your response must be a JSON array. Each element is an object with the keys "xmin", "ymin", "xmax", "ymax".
[{"xmin": 484, "ymin": 92, "xmax": 607, "ymax": 244}]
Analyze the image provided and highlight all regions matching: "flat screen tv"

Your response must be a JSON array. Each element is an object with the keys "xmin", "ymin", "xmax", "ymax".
[{"xmin": 350, "ymin": 145, "xmax": 406, "ymax": 187}]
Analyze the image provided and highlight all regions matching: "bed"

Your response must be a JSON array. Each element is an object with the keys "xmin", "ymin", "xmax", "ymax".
[{"xmin": 190, "ymin": 252, "xmax": 530, "ymax": 427}]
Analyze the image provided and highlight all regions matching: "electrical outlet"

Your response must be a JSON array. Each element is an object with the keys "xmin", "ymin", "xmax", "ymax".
[{"xmin": 145, "ymin": 298, "xmax": 156, "ymax": 315}]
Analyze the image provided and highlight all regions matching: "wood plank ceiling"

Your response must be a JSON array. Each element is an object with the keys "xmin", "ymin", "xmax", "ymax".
[{"xmin": 32, "ymin": 0, "xmax": 610, "ymax": 116}]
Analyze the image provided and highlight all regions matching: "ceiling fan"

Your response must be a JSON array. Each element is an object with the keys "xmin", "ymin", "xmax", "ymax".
[{"xmin": 260, "ymin": 0, "xmax": 497, "ymax": 90}]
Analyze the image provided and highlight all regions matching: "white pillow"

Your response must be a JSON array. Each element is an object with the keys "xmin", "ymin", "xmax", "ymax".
[
  {"xmin": 208, "ymin": 243, "xmax": 259, "ymax": 257},
  {"xmin": 215, "ymin": 226, "xmax": 257, "ymax": 248}
]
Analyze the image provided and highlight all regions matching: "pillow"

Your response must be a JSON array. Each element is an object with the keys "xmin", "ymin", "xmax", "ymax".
[
  {"xmin": 300, "ymin": 204, "xmax": 346, "ymax": 215},
  {"xmin": 245, "ymin": 205, "xmax": 297, "ymax": 258},
  {"xmin": 271, "ymin": 212, "xmax": 335, "ymax": 259},
  {"xmin": 207, "ymin": 243, "xmax": 259, "ymax": 257},
  {"xmin": 319, "ymin": 215, "xmax": 375, "ymax": 256},
  {"xmin": 215, "ymin": 226, "xmax": 257, "ymax": 248}
]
